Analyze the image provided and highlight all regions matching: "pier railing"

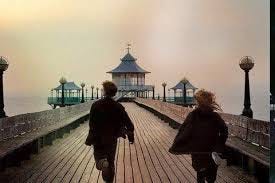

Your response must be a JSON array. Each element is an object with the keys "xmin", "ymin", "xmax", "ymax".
[
  {"xmin": 135, "ymin": 98, "xmax": 269, "ymax": 149},
  {"xmin": 0, "ymin": 100, "xmax": 93, "ymax": 141},
  {"xmin": 47, "ymin": 97, "xmax": 93, "ymax": 106},
  {"xmin": 134, "ymin": 96, "xmax": 270, "ymax": 176}
]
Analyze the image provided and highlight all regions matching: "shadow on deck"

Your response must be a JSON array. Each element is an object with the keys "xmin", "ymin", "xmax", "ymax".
[{"xmin": 0, "ymin": 103, "xmax": 256, "ymax": 183}]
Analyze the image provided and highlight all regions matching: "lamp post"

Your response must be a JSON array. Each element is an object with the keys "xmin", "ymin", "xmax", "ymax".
[
  {"xmin": 152, "ymin": 85, "xmax": 155, "ymax": 100},
  {"xmin": 51, "ymin": 88, "xmax": 54, "ymax": 98},
  {"xmin": 80, "ymin": 82, "xmax": 85, "ymax": 103},
  {"xmin": 0, "ymin": 57, "xmax": 9, "ymax": 118},
  {"xmin": 59, "ymin": 77, "xmax": 67, "ymax": 107},
  {"xmin": 91, "ymin": 85, "xmax": 94, "ymax": 100},
  {"xmin": 181, "ymin": 77, "xmax": 188, "ymax": 106},
  {"xmin": 162, "ymin": 82, "xmax": 167, "ymax": 102},
  {"xmin": 168, "ymin": 89, "xmax": 171, "ymax": 102},
  {"xmin": 239, "ymin": 56, "xmax": 254, "ymax": 118},
  {"xmin": 85, "ymin": 88, "xmax": 88, "ymax": 101},
  {"xmin": 96, "ymin": 87, "xmax": 99, "ymax": 99},
  {"xmin": 50, "ymin": 88, "xmax": 54, "ymax": 103}
]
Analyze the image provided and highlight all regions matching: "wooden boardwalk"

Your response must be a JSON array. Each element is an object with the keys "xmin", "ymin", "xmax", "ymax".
[{"xmin": 0, "ymin": 103, "xmax": 256, "ymax": 183}]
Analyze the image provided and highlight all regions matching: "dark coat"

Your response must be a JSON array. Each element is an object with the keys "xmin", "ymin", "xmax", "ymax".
[
  {"xmin": 169, "ymin": 107, "xmax": 228, "ymax": 155},
  {"xmin": 85, "ymin": 97, "xmax": 134, "ymax": 146}
]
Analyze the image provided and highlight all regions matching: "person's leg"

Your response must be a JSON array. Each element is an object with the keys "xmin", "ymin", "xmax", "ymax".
[
  {"xmin": 197, "ymin": 169, "xmax": 206, "ymax": 183},
  {"xmin": 93, "ymin": 145, "xmax": 109, "ymax": 170},
  {"xmin": 205, "ymin": 163, "xmax": 218, "ymax": 183},
  {"xmin": 102, "ymin": 142, "xmax": 117, "ymax": 182}
]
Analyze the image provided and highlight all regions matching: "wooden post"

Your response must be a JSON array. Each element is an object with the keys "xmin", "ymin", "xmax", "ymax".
[
  {"xmin": 0, "ymin": 158, "xmax": 5, "ymax": 171},
  {"xmin": 247, "ymin": 158, "xmax": 256, "ymax": 175},
  {"xmin": 31, "ymin": 139, "xmax": 41, "ymax": 154}
]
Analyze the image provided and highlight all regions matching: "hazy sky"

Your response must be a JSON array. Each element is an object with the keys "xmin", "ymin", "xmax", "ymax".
[{"xmin": 0, "ymin": 0, "xmax": 269, "ymax": 120}]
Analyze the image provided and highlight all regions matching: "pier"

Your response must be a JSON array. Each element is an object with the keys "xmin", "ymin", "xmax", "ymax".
[
  {"xmin": 0, "ymin": 101, "xmax": 263, "ymax": 183},
  {"xmin": 0, "ymin": 49, "xmax": 269, "ymax": 182}
]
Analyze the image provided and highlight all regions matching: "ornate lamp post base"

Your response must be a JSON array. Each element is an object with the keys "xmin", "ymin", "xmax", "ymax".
[
  {"xmin": 0, "ymin": 110, "xmax": 7, "ymax": 118},
  {"xmin": 162, "ymin": 82, "xmax": 167, "ymax": 102},
  {"xmin": 242, "ymin": 108, "xmax": 253, "ymax": 118}
]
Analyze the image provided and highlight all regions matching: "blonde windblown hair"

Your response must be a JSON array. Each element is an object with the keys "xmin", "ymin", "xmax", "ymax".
[{"xmin": 194, "ymin": 89, "xmax": 222, "ymax": 112}]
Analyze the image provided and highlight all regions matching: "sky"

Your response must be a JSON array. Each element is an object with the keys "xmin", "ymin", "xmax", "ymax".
[{"xmin": 0, "ymin": 0, "xmax": 270, "ymax": 120}]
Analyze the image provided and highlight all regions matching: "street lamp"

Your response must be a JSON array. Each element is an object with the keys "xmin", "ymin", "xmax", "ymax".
[
  {"xmin": 86, "ymin": 88, "xmax": 88, "ymax": 101},
  {"xmin": 152, "ymin": 85, "xmax": 155, "ymax": 100},
  {"xmin": 51, "ymin": 88, "xmax": 54, "ymax": 98},
  {"xmin": 181, "ymin": 77, "xmax": 188, "ymax": 105},
  {"xmin": 91, "ymin": 85, "xmax": 94, "ymax": 100},
  {"xmin": 80, "ymin": 82, "xmax": 85, "ymax": 103},
  {"xmin": 0, "ymin": 57, "xmax": 9, "ymax": 118},
  {"xmin": 168, "ymin": 89, "xmax": 171, "ymax": 102},
  {"xmin": 162, "ymin": 82, "xmax": 167, "ymax": 102},
  {"xmin": 96, "ymin": 87, "xmax": 99, "ymax": 99},
  {"xmin": 239, "ymin": 56, "xmax": 254, "ymax": 118},
  {"xmin": 50, "ymin": 88, "xmax": 54, "ymax": 103},
  {"xmin": 59, "ymin": 77, "xmax": 67, "ymax": 107}
]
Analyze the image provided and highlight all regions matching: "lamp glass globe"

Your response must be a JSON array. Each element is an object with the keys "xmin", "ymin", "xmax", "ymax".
[
  {"xmin": 0, "ymin": 57, "xmax": 9, "ymax": 71},
  {"xmin": 181, "ymin": 77, "xmax": 189, "ymax": 84},
  {"xmin": 59, "ymin": 77, "xmax": 67, "ymax": 84},
  {"xmin": 239, "ymin": 56, "xmax": 254, "ymax": 71}
]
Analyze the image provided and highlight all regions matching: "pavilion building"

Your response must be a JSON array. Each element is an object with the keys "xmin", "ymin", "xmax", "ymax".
[
  {"xmin": 170, "ymin": 78, "xmax": 197, "ymax": 106},
  {"xmin": 107, "ymin": 46, "xmax": 153, "ymax": 98},
  {"xmin": 48, "ymin": 81, "xmax": 82, "ymax": 108}
]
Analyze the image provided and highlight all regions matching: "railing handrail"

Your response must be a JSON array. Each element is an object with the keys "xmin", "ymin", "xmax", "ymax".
[
  {"xmin": 135, "ymin": 98, "xmax": 270, "ymax": 149},
  {"xmin": 0, "ymin": 100, "xmax": 94, "ymax": 141}
]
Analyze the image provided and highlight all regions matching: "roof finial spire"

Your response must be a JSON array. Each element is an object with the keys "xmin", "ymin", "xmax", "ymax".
[{"xmin": 126, "ymin": 43, "xmax": 131, "ymax": 53}]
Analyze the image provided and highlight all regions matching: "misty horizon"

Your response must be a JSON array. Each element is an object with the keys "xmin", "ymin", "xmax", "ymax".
[{"xmin": 0, "ymin": 0, "xmax": 269, "ymax": 120}]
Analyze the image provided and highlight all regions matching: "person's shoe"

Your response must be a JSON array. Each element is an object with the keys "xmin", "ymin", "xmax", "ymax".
[
  {"xmin": 212, "ymin": 152, "xmax": 222, "ymax": 166},
  {"xmin": 97, "ymin": 158, "xmax": 109, "ymax": 170},
  {"xmin": 102, "ymin": 166, "xmax": 115, "ymax": 183}
]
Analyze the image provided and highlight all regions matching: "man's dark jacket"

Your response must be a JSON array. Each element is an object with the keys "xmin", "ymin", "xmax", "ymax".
[
  {"xmin": 169, "ymin": 107, "xmax": 228, "ymax": 154},
  {"xmin": 85, "ymin": 97, "xmax": 134, "ymax": 146}
]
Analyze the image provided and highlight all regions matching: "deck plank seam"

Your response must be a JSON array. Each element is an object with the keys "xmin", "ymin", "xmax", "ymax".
[
  {"xmin": 133, "ymin": 109, "xmax": 194, "ymax": 183},
  {"xmin": 132, "ymin": 111, "xmax": 181, "ymax": 183},
  {"xmin": 133, "ymin": 114, "xmax": 170, "ymax": 183},
  {"xmin": 138, "ymin": 105, "xmax": 248, "ymax": 183},
  {"xmin": 23, "ymin": 128, "xmax": 88, "ymax": 183}
]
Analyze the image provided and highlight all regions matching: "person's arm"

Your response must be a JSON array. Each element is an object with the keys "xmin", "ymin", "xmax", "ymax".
[
  {"xmin": 122, "ymin": 109, "xmax": 134, "ymax": 133},
  {"xmin": 213, "ymin": 114, "xmax": 228, "ymax": 152},
  {"xmin": 219, "ymin": 119, "xmax": 228, "ymax": 145},
  {"xmin": 89, "ymin": 104, "xmax": 96, "ymax": 132},
  {"xmin": 169, "ymin": 112, "xmax": 193, "ymax": 154},
  {"xmin": 120, "ymin": 106, "xmax": 135, "ymax": 143},
  {"xmin": 85, "ymin": 103, "xmax": 96, "ymax": 145}
]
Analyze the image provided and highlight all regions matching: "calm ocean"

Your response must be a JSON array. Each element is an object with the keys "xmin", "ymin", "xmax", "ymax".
[{"xmin": 5, "ymin": 97, "xmax": 51, "ymax": 117}]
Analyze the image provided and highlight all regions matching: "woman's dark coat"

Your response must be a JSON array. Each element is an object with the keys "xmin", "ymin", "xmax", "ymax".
[
  {"xmin": 169, "ymin": 107, "xmax": 228, "ymax": 154},
  {"xmin": 169, "ymin": 107, "xmax": 228, "ymax": 170}
]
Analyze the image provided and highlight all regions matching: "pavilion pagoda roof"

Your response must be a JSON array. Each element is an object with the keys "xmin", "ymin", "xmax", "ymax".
[
  {"xmin": 171, "ymin": 79, "xmax": 198, "ymax": 90},
  {"xmin": 54, "ymin": 82, "xmax": 81, "ymax": 91},
  {"xmin": 107, "ymin": 52, "xmax": 150, "ymax": 74}
]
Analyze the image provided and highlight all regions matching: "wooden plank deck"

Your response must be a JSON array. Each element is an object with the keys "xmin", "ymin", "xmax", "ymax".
[{"xmin": 0, "ymin": 103, "xmax": 256, "ymax": 183}]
